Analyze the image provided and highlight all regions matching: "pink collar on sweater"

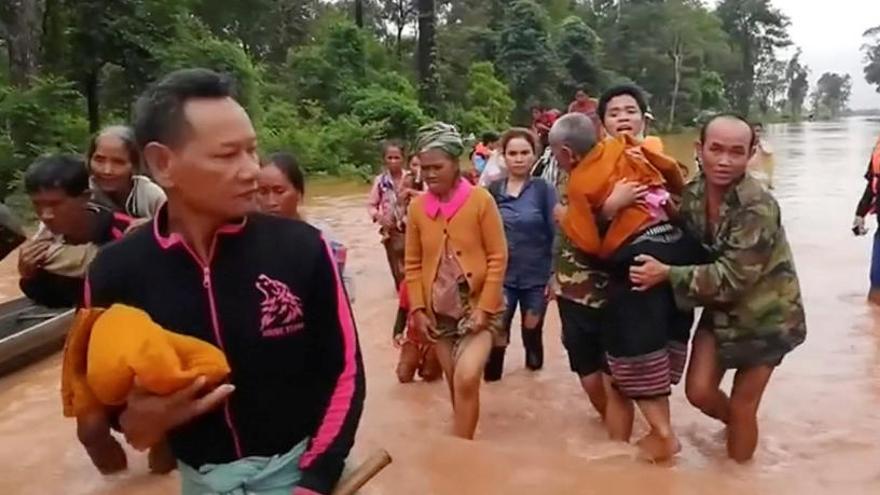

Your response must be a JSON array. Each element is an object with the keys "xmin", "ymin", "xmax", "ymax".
[{"xmin": 423, "ymin": 178, "xmax": 473, "ymax": 220}]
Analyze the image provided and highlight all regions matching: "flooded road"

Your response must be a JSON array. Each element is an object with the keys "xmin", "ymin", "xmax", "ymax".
[{"xmin": 1, "ymin": 118, "xmax": 880, "ymax": 494}]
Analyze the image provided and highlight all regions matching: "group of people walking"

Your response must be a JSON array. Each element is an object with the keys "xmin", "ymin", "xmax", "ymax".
[
  {"xmin": 369, "ymin": 83, "xmax": 807, "ymax": 462},
  {"xmin": 0, "ymin": 65, "xmax": 816, "ymax": 494}
]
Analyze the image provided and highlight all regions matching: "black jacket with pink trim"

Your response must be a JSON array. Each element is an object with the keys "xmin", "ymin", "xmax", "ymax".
[{"xmin": 86, "ymin": 209, "xmax": 365, "ymax": 494}]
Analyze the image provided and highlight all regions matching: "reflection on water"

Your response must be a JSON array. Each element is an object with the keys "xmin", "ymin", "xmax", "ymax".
[{"xmin": 1, "ymin": 119, "xmax": 880, "ymax": 494}]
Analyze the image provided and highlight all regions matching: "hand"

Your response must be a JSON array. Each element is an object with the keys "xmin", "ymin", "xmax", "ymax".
[
  {"xmin": 409, "ymin": 310, "xmax": 436, "ymax": 342},
  {"xmin": 119, "ymin": 376, "xmax": 234, "ymax": 451},
  {"xmin": 853, "ymin": 216, "xmax": 868, "ymax": 236},
  {"xmin": 629, "ymin": 254, "xmax": 670, "ymax": 291},
  {"xmin": 603, "ymin": 179, "xmax": 648, "ymax": 219},
  {"xmin": 553, "ymin": 203, "xmax": 568, "ymax": 225},
  {"xmin": 17, "ymin": 240, "xmax": 51, "ymax": 279},
  {"xmin": 544, "ymin": 283, "xmax": 556, "ymax": 302},
  {"xmin": 469, "ymin": 309, "xmax": 489, "ymax": 333}
]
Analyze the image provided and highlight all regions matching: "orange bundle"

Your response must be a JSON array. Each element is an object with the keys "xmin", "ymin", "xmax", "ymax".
[
  {"xmin": 61, "ymin": 304, "xmax": 231, "ymax": 417},
  {"xmin": 562, "ymin": 134, "xmax": 684, "ymax": 259}
]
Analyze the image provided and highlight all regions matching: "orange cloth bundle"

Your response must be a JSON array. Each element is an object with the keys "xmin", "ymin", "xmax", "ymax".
[
  {"xmin": 61, "ymin": 304, "xmax": 231, "ymax": 418},
  {"xmin": 562, "ymin": 134, "xmax": 685, "ymax": 259}
]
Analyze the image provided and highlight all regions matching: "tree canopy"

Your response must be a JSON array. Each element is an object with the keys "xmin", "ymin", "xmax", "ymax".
[{"xmin": 0, "ymin": 0, "xmax": 838, "ymax": 197}]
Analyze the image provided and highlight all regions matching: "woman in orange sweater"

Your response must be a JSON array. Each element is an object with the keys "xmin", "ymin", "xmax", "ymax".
[{"xmin": 405, "ymin": 122, "xmax": 508, "ymax": 440}]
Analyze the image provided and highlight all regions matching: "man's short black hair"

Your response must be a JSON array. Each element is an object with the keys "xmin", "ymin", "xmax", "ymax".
[
  {"xmin": 24, "ymin": 154, "xmax": 90, "ymax": 197},
  {"xmin": 699, "ymin": 112, "xmax": 757, "ymax": 149},
  {"xmin": 598, "ymin": 84, "xmax": 649, "ymax": 120},
  {"xmin": 133, "ymin": 68, "xmax": 238, "ymax": 150}
]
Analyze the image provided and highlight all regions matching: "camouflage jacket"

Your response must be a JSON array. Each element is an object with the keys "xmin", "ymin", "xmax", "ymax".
[
  {"xmin": 669, "ymin": 174, "xmax": 806, "ymax": 357},
  {"xmin": 551, "ymin": 169, "xmax": 609, "ymax": 309}
]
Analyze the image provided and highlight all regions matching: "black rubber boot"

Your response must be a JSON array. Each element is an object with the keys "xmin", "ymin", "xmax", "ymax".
[
  {"xmin": 522, "ymin": 327, "xmax": 544, "ymax": 371},
  {"xmin": 483, "ymin": 346, "xmax": 506, "ymax": 382}
]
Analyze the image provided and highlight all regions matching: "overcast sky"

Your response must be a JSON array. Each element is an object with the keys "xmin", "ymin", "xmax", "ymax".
[{"xmin": 707, "ymin": 0, "xmax": 880, "ymax": 109}]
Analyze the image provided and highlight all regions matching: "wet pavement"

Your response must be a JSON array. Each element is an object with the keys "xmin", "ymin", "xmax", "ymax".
[{"xmin": 1, "ymin": 118, "xmax": 880, "ymax": 494}]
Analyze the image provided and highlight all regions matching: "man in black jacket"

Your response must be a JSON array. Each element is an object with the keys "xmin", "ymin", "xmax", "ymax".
[{"xmin": 86, "ymin": 68, "xmax": 365, "ymax": 495}]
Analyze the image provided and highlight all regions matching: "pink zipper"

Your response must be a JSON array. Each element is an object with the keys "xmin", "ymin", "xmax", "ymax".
[{"xmin": 183, "ymin": 240, "xmax": 244, "ymax": 458}]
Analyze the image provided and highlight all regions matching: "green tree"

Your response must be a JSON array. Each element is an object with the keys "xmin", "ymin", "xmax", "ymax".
[
  {"xmin": 601, "ymin": 0, "xmax": 731, "ymax": 127},
  {"xmin": 811, "ymin": 72, "xmax": 852, "ymax": 119},
  {"xmin": 497, "ymin": 0, "xmax": 558, "ymax": 121},
  {"xmin": 753, "ymin": 54, "xmax": 786, "ymax": 115},
  {"xmin": 0, "ymin": 0, "xmax": 46, "ymax": 87},
  {"xmin": 785, "ymin": 49, "xmax": 809, "ymax": 118},
  {"xmin": 863, "ymin": 25, "xmax": 880, "ymax": 93},
  {"xmin": 699, "ymin": 70, "xmax": 728, "ymax": 111},
  {"xmin": 555, "ymin": 16, "xmax": 603, "ymax": 99},
  {"xmin": 288, "ymin": 21, "xmax": 371, "ymax": 115},
  {"xmin": 193, "ymin": 0, "xmax": 319, "ymax": 64},
  {"xmin": 417, "ymin": 0, "xmax": 439, "ymax": 108},
  {"xmin": 460, "ymin": 61, "xmax": 514, "ymax": 133},
  {"xmin": 0, "ymin": 76, "xmax": 88, "ymax": 194},
  {"xmin": 660, "ymin": 0, "xmax": 731, "ymax": 126},
  {"xmin": 349, "ymin": 81, "xmax": 427, "ymax": 141},
  {"xmin": 46, "ymin": 0, "xmax": 187, "ymax": 131},
  {"xmin": 715, "ymin": 0, "xmax": 791, "ymax": 116},
  {"xmin": 381, "ymin": 0, "xmax": 416, "ymax": 61},
  {"xmin": 158, "ymin": 16, "xmax": 263, "ymax": 118}
]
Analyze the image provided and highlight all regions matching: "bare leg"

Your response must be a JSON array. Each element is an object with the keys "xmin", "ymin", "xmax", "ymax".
[
  {"xmin": 451, "ymin": 331, "xmax": 493, "ymax": 439},
  {"xmin": 419, "ymin": 345, "xmax": 443, "ymax": 382},
  {"xmin": 434, "ymin": 340, "xmax": 456, "ymax": 404},
  {"xmin": 727, "ymin": 365, "xmax": 774, "ymax": 463},
  {"xmin": 634, "ymin": 397, "xmax": 681, "ymax": 462},
  {"xmin": 602, "ymin": 374, "xmax": 634, "ymax": 441},
  {"xmin": 685, "ymin": 330, "xmax": 729, "ymax": 423},
  {"xmin": 76, "ymin": 411, "xmax": 127, "ymax": 474},
  {"xmin": 396, "ymin": 342, "xmax": 420, "ymax": 383},
  {"xmin": 579, "ymin": 371, "xmax": 608, "ymax": 418}
]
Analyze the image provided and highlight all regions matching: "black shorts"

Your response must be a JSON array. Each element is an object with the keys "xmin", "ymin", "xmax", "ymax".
[
  {"xmin": 603, "ymin": 223, "xmax": 704, "ymax": 398},
  {"xmin": 557, "ymin": 298, "xmax": 605, "ymax": 376}
]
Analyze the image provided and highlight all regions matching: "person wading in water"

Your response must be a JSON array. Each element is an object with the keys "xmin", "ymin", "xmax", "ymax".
[
  {"xmin": 405, "ymin": 122, "xmax": 508, "ymax": 439},
  {"xmin": 852, "ymin": 133, "xmax": 880, "ymax": 304},
  {"xmin": 368, "ymin": 140, "xmax": 413, "ymax": 290},
  {"xmin": 631, "ymin": 114, "xmax": 806, "ymax": 463},
  {"xmin": 485, "ymin": 128, "xmax": 556, "ymax": 380},
  {"xmin": 85, "ymin": 68, "xmax": 364, "ymax": 495}
]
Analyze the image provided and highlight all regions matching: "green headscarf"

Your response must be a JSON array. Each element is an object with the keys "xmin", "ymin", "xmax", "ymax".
[{"xmin": 414, "ymin": 122, "xmax": 464, "ymax": 158}]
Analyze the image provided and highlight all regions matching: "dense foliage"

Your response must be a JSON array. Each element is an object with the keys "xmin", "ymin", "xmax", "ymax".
[{"xmin": 0, "ymin": 0, "xmax": 855, "ymax": 197}]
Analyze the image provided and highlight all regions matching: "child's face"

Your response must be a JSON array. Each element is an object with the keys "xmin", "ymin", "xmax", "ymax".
[{"xmin": 30, "ymin": 188, "xmax": 89, "ymax": 239}]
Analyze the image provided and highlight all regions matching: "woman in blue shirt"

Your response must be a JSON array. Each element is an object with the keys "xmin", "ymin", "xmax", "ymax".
[{"xmin": 486, "ymin": 128, "xmax": 557, "ymax": 381}]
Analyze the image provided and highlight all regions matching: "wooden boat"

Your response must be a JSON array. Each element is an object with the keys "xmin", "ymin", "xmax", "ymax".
[{"xmin": 0, "ymin": 297, "xmax": 73, "ymax": 375}]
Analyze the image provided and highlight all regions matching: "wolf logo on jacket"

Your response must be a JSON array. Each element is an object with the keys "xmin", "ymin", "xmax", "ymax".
[{"xmin": 256, "ymin": 274, "xmax": 305, "ymax": 338}]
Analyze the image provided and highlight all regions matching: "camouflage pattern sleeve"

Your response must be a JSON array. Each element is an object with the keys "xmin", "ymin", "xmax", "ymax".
[{"xmin": 668, "ymin": 199, "xmax": 780, "ymax": 308}]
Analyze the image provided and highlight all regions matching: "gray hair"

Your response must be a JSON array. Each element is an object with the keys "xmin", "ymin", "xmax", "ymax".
[{"xmin": 548, "ymin": 113, "xmax": 597, "ymax": 158}]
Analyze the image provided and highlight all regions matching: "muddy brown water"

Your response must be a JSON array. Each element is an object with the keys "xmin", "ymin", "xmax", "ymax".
[{"xmin": 1, "ymin": 119, "xmax": 880, "ymax": 494}]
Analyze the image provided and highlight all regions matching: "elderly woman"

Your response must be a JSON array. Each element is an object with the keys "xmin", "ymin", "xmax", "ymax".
[
  {"xmin": 87, "ymin": 125, "xmax": 165, "ymax": 218},
  {"xmin": 405, "ymin": 122, "xmax": 508, "ymax": 439}
]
